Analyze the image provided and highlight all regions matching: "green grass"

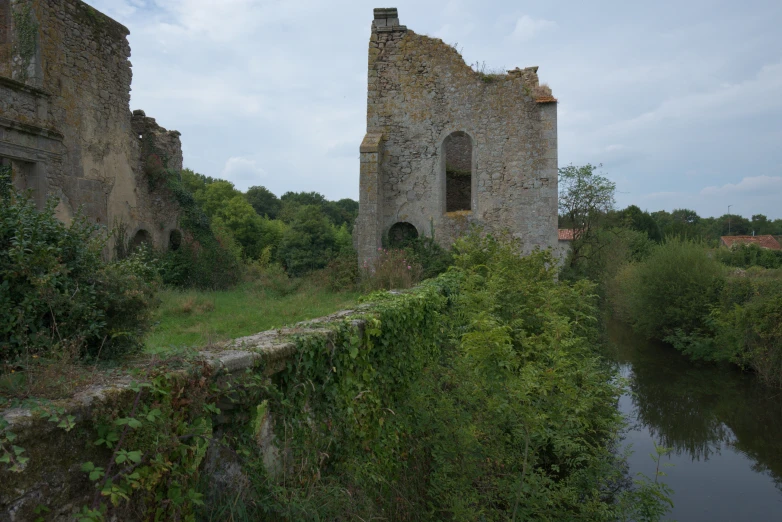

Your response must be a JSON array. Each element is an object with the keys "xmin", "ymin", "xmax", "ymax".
[{"xmin": 145, "ymin": 282, "xmax": 360, "ymax": 354}]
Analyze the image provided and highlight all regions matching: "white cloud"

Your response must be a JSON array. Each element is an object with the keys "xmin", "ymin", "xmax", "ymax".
[
  {"xmin": 220, "ymin": 157, "xmax": 267, "ymax": 191},
  {"xmin": 701, "ymin": 176, "xmax": 782, "ymax": 196},
  {"xmin": 509, "ymin": 15, "xmax": 556, "ymax": 42}
]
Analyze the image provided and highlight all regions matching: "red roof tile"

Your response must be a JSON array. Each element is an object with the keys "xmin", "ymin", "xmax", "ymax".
[
  {"xmin": 720, "ymin": 235, "xmax": 782, "ymax": 250},
  {"xmin": 558, "ymin": 229, "xmax": 574, "ymax": 241}
]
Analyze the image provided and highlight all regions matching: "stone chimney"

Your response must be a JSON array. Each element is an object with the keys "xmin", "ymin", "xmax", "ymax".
[{"xmin": 373, "ymin": 7, "xmax": 406, "ymax": 32}]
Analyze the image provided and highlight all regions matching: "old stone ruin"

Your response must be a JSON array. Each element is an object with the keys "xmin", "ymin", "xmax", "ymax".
[
  {"xmin": 0, "ymin": 0, "xmax": 183, "ymax": 254},
  {"xmin": 355, "ymin": 8, "xmax": 559, "ymax": 267}
]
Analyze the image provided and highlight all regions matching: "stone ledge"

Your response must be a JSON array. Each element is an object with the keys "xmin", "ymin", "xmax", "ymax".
[
  {"xmin": 0, "ymin": 75, "xmax": 51, "ymax": 98},
  {"xmin": 0, "ymin": 309, "xmax": 368, "ymax": 429},
  {"xmin": 0, "ymin": 116, "xmax": 64, "ymax": 142}
]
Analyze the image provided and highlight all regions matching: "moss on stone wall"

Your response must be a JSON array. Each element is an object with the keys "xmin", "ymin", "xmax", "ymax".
[{"xmin": 11, "ymin": 2, "xmax": 38, "ymax": 82}]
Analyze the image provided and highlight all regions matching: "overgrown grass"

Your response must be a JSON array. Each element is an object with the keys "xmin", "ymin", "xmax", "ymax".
[{"xmin": 145, "ymin": 281, "xmax": 359, "ymax": 353}]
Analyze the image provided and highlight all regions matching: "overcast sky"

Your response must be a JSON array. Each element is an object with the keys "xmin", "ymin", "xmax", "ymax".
[{"xmin": 89, "ymin": 0, "xmax": 782, "ymax": 219}]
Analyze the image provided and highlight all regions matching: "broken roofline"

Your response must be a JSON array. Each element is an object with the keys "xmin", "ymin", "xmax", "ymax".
[{"xmin": 370, "ymin": 7, "xmax": 556, "ymax": 102}]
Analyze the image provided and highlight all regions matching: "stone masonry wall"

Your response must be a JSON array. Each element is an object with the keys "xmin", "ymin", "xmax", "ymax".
[
  {"xmin": 0, "ymin": 0, "xmax": 181, "ymax": 252},
  {"xmin": 355, "ymin": 7, "xmax": 558, "ymax": 266},
  {"xmin": 444, "ymin": 132, "xmax": 471, "ymax": 174}
]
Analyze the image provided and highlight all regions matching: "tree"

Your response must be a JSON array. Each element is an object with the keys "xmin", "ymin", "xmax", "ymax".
[
  {"xmin": 616, "ymin": 205, "xmax": 662, "ymax": 242},
  {"xmin": 279, "ymin": 191, "xmax": 328, "ymax": 223},
  {"xmin": 180, "ymin": 168, "xmax": 218, "ymax": 196},
  {"xmin": 558, "ymin": 164, "xmax": 616, "ymax": 269},
  {"xmin": 197, "ymin": 180, "xmax": 243, "ymax": 218},
  {"xmin": 246, "ymin": 185, "xmax": 281, "ymax": 219},
  {"xmin": 277, "ymin": 205, "xmax": 337, "ymax": 276}
]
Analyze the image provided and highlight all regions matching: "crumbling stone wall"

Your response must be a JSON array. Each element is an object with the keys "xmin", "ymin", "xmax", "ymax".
[
  {"xmin": 0, "ymin": 0, "xmax": 182, "ymax": 252},
  {"xmin": 355, "ymin": 7, "xmax": 558, "ymax": 266}
]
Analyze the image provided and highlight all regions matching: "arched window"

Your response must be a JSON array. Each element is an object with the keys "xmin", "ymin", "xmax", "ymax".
[
  {"xmin": 444, "ymin": 131, "xmax": 472, "ymax": 212},
  {"xmin": 129, "ymin": 229, "xmax": 152, "ymax": 251},
  {"xmin": 388, "ymin": 222, "xmax": 418, "ymax": 248}
]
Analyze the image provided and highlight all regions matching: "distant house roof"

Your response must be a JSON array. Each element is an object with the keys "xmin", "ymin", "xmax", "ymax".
[
  {"xmin": 720, "ymin": 235, "xmax": 782, "ymax": 250},
  {"xmin": 558, "ymin": 229, "xmax": 575, "ymax": 241}
]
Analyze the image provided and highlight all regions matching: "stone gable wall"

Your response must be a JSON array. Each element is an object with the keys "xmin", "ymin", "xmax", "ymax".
[
  {"xmin": 0, "ymin": 0, "xmax": 181, "ymax": 252},
  {"xmin": 355, "ymin": 7, "xmax": 558, "ymax": 265}
]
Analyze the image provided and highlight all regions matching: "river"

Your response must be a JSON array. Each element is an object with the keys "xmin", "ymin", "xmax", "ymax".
[{"xmin": 606, "ymin": 320, "xmax": 782, "ymax": 521}]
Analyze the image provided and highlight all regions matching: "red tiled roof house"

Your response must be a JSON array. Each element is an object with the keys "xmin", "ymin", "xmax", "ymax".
[{"xmin": 720, "ymin": 235, "xmax": 782, "ymax": 251}]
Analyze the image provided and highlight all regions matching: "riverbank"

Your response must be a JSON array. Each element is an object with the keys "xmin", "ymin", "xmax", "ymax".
[{"xmin": 609, "ymin": 238, "xmax": 782, "ymax": 387}]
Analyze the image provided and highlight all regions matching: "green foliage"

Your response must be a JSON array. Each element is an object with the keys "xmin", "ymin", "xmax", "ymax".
[
  {"xmin": 321, "ymin": 252, "xmax": 360, "ymax": 292},
  {"xmin": 558, "ymin": 163, "xmax": 617, "ymax": 270},
  {"xmin": 715, "ymin": 243, "xmax": 782, "ymax": 269},
  {"xmin": 245, "ymin": 185, "xmax": 281, "ymax": 219},
  {"xmin": 11, "ymin": 3, "xmax": 38, "ymax": 82},
  {"xmin": 610, "ymin": 235, "xmax": 782, "ymax": 387},
  {"xmin": 236, "ymin": 230, "xmax": 674, "ymax": 520},
  {"xmin": 158, "ymin": 175, "xmax": 242, "ymax": 289},
  {"xmin": 387, "ymin": 224, "xmax": 454, "ymax": 280},
  {"xmin": 562, "ymin": 227, "xmax": 655, "ymax": 299},
  {"xmin": 361, "ymin": 247, "xmax": 423, "ymax": 291},
  {"xmin": 613, "ymin": 237, "xmax": 724, "ymax": 340},
  {"xmin": 277, "ymin": 205, "xmax": 338, "ymax": 276},
  {"xmin": 76, "ymin": 367, "xmax": 222, "ymax": 521},
  {"xmin": 609, "ymin": 205, "xmax": 662, "ymax": 242},
  {"xmin": 707, "ymin": 273, "xmax": 782, "ymax": 385},
  {"xmin": 0, "ymin": 167, "xmax": 157, "ymax": 361}
]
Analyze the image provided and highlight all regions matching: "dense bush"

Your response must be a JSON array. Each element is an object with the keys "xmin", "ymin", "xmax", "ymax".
[
  {"xmin": 563, "ymin": 227, "xmax": 655, "ymax": 299},
  {"xmin": 612, "ymin": 237, "xmax": 724, "ymax": 340},
  {"xmin": 277, "ymin": 205, "xmax": 338, "ymax": 276},
  {"xmin": 243, "ymin": 230, "xmax": 673, "ymax": 520},
  {"xmin": 0, "ymin": 168, "xmax": 157, "ymax": 361},
  {"xmin": 158, "ymin": 175, "xmax": 243, "ymax": 289},
  {"xmin": 715, "ymin": 243, "xmax": 782, "ymax": 269},
  {"xmin": 360, "ymin": 247, "xmax": 423, "ymax": 290},
  {"xmin": 611, "ymin": 236, "xmax": 782, "ymax": 387},
  {"xmin": 717, "ymin": 280, "xmax": 782, "ymax": 385}
]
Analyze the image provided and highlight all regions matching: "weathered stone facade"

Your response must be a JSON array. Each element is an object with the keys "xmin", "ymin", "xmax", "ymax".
[
  {"xmin": 0, "ymin": 0, "xmax": 182, "ymax": 252},
  {"xmin": 355, "ymin": 8, "xmax": 558, "ymax": 266}
]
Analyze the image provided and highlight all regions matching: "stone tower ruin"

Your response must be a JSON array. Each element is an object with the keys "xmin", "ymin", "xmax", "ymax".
[
  {"xmin": 354, "ymin": 8, "xmax": 559, "ymax": 266},
  {"xmin": 0, "ymin": 0, "xmax": 182, "ymax": 253}
]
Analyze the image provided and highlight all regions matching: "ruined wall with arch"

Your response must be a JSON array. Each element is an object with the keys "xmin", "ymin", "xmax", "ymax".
[
  {"xmin": 0, "ymin": 0, "xmax": 182, "ymax": 254},
  {"xmin": 355, "ymin": 8, "xmax": 558, "ymax": 267}
]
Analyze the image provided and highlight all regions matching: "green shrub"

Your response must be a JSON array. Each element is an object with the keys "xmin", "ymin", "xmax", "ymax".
[
  {"xmin": 259, "ymin": 230, "xmax": 673, "ymax": 520},
  {"xmin": 160, "ymin": 175, "xmax": 243, "ymax": 289},
  {"xmin": 277, "ymin": 205, "xmax": 337, "ymax": 276},
  {"xmin": 715, "ymin": 243, "xmax": 782, "ymax": 269},
  {"xmin": 321, "ymin": 252, "xmax": 359, "ymax": 292},
  {"xmin": 718, "ymin": 291, "xmax": 782, "ymax": 386},
  {"xmin": 361, "ymin": 247, "xmax": 423, "ymax": 290},
  {"xmin": 614, "ymin": 237, "xmax": 725, "ymax": 340},
  {"xmin": 0, "ymin": 168, "xmax": 157, "ymax": 361}
]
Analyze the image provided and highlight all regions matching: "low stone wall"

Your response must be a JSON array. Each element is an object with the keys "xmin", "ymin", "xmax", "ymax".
[{"xmin": 0, "ymin": 309, "xmax": 366, "ymax": 521}]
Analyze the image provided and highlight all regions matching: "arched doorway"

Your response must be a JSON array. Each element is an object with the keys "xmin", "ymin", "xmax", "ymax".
[
  {"xmin": 129, "ymin": 229, "xmax": 152, "ymax": 251},
  {"xmin": 388, "ymin": 222, "xmax": 418, "ymax": 248}
]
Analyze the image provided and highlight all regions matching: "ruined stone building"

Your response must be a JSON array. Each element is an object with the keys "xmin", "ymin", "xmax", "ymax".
[
  {"xmin": 0, "ymin": 0, "xmax": 182, "ymax": 252},
  {"xmin": 355, "ymin": 8, "xmax": 558, "ymax": 266}
]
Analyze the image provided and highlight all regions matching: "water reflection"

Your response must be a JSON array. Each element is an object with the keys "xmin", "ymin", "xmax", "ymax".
[{"xmin": 605, "ymin": 319, "xmax": 782, "ymax": 511}]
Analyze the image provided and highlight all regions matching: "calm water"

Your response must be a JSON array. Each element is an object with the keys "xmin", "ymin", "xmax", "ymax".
[{"xmin": 606, "ymin": 320, "xmax": 782, "ymax": 521}]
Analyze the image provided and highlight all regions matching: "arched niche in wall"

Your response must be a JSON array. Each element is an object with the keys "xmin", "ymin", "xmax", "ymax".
[
  {"xmin": 388, "ymin": 221, "xmax": 419, "ymax": 248},
  {"xmin": 129, "ymin": 229, "xmax": 152, "ymax": 252},
  {"xmin": 443, "ymin": 131, "xmax": 473, "ymax": 212}
]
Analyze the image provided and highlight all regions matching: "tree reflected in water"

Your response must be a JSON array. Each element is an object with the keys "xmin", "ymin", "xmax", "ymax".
[{"xmin": 606, "ymin": 320, "xmax": 782, "ymax": 490}]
